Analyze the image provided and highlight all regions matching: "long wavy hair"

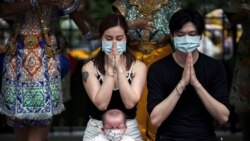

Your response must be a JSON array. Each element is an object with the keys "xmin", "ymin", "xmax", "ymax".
[{"xmin": 93, "ymin": 14, "xmax": 136, "ymax": 75}]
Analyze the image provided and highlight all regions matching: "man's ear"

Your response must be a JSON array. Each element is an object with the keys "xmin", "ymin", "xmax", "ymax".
[{"xmin": 101, "ymin": 127, "xmax": 104, "ymax": 132}]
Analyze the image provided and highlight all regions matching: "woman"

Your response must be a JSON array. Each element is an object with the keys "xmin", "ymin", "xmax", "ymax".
[
  {"xmin": 112, "ymin": 1, "xmax": 181, "ymax": 140},
  {"xmin": 0, "ymin": 0, "xmax": 89, "ymax": 141},
  {"xmin": 81, "ymin": 14, "xmax": 147, "ymax": 141}
]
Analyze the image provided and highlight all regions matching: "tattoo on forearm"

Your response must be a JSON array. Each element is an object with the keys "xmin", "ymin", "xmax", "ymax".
[{"xmin": 82, "ymin": 71, "xmax": 89, "ymax": 83}]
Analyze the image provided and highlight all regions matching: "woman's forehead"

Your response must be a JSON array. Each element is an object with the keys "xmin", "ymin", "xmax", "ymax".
[{"xmin": 103, "ymin": 26, "xmax": 125, "ymax": 35}]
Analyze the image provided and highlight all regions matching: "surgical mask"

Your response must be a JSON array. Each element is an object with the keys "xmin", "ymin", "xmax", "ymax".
[
  {"xmin": 173, "ymin": 35, "xmax": 200, "ymax": 53},
  {"xmin": 104, "ymin": 129, "xmax": 125, "ymax": 141},
  {"xmin": 102, "ymin": 41, "xmax": 112, "ymax": 55},
  {"xmin": 117, "ymin": 41, "xmax": 126, "ymax": 54},
  {"xmin": 102, "ymin": 41, "xmax": 127, "ymax": 55}
]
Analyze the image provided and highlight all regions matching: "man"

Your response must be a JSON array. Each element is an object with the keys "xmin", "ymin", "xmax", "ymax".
[{"xmin": 147, "ymin": 9, "xmax": 230, "ymax": 141}]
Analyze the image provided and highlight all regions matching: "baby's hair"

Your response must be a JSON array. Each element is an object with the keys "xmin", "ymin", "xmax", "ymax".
[{"xmin": 102, "ymin": 109, "xmax": 127, "ymax": 125}]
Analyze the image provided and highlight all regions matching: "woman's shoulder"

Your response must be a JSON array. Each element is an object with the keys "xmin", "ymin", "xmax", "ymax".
[
  {"xmin": 133, "ymin": 60, "xmax": 147, "ymax": 71},
  {"xmin": 131, "ymin": 60, "xmax": 147, "ymax": 77},
  {"xmin": 82, "ymin": 60, "xmax": 96, "ymax": 72}
]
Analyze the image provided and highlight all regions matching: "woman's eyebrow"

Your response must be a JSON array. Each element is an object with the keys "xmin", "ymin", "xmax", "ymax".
[{"xmin": 104, "ymin": 35, "xmax": 113, "ymax": 38}]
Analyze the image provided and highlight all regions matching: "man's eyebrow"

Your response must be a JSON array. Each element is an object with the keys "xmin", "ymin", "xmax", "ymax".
[{"xmin": 177, "ymin": 31, "xmax": 197, "ymax": 33}]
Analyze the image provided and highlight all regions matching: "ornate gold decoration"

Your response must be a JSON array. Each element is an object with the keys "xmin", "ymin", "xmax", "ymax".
[
  {"xmin": 129, "ymin": 41, "xmax": 161, "ymax": 54},
  {"xmin": 112, "ymin": 0, "xmax": 126, "ymax": 16},
  {"xmin": 129, "ymin": 0, "xmax": 169, "ymax": 17},
  {"xmin": 35, "ymin": 5, "xmax": 56, "ymax": 58},
  {"xmin": 24, "ymin": 35, "xmax": 39, "ymax": 48},
  {"xmin": 139, "ymin": 2, "xmax": 160, "ymax": 17},
  {"xmin": 45, "ymin": 45, "xmax": 56, "ymax": 58}
]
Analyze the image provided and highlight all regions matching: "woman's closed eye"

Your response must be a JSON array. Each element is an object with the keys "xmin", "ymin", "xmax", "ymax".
[{"xmin": 104, "ymin": 35, "xmax": 125, "ymax": 41}]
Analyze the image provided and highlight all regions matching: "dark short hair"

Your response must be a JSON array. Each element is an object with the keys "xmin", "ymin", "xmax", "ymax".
[{"xmin": 169, "ymin": 9, "xmax": 205, "ymax": 35}]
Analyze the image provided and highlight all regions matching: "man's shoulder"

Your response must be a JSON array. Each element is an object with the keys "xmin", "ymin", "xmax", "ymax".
[
  {"xmin": 150, "ymin": 54, "xmax": 173, "ymax": 68},
  {"xmin": 199, "ymin": 52, "xmax": 223, "ymax": 67}
]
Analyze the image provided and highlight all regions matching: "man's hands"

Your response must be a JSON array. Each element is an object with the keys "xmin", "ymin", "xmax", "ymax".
[{"xmin": 181, "ymin": 53, "xmax": 200, "ymax": 88}]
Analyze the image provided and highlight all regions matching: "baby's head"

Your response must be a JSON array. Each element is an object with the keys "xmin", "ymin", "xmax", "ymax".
[
  {"xmin": 102, "ymin": 109, "xmax": 126, "ymax": 129},
  {"xmin": 101, "ymin": 109, "xmax": 127, "ymax": 141}
]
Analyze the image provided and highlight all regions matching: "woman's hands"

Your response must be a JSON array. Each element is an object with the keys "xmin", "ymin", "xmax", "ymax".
[
  {"xmin": 114, "ymin": 53, "xmax": 125, "ymax": 73},
  {"xmin": 106, "ymin": 42, "xmax": 126, "ymax": 74}
]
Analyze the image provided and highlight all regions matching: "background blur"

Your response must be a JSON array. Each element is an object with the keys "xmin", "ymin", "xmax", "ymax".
[{"xmin": 0, "ymin": 0, "xmax": 244, "ymax": 140}]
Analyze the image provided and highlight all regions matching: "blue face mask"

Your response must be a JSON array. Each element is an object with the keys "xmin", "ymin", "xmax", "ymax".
[
  {"xmin": 174, "ymin": 36, "xmax": 200, "ymax": 53},
  {"xmin": 102, "ymin": 41, "xmax": 112, "ymax": 55},
  {"xmin": 117, "ymin": 41, "xmax": 126, "ymax": 54},
  {"xmin": 102, "ymin": 41, "xmax": 127, "ymax": 55}
]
